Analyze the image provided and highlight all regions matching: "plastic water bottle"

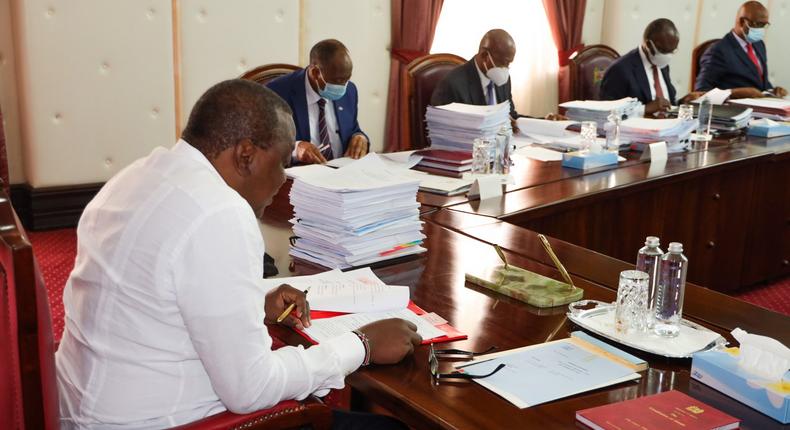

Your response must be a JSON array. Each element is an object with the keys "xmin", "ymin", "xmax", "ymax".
[
  {"xmin": 653, "ymin": 242, "xmax": 688, "ymax": 337},
  {"xmin": 494, "ymin": 125, "xmax": 512, "ymax": 174},
  {"xmin": 697, "ymin": 97, "xmax": 712, "ymax": 137},
  {"xmin": 636, "ymin": 236, "xmax": 663, "ymax": 326},
  {"xmin": 605, "ymin": 110, "xmax": 621, "ymax": 152}
]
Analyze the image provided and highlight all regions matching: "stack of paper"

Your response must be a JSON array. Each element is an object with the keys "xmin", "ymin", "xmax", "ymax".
[
  {"xmin": 289, "ymin": 154, "xmax": 426, "ymax": 269},
  {"xmin": 729, "ymin": 98, "xmax": 790, "ymax": 121},
  {"xmin": 413, "ymin": 148, "xmax": 473, "ymax": 174},
  {"xmin": 560, "ymin": 97, "xmax": 643, "ymax": 128},
  {"xmin": 619, "ymin": 117, "xmax": 698, "ymax": 150},
  {"xmin": 425, "ymin": 102, "xmax": 511, "ymax": 151}
]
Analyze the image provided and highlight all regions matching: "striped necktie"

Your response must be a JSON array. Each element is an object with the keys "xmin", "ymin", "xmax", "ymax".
[
  {"xmin": 487, "ymin": 81, "xmax": 496, "ymax": 105},
  {"xmin": 316, "ymin": 98, "xmax": 333, "ymax": 160}
]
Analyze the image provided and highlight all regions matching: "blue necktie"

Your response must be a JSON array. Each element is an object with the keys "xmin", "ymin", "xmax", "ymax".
[
  {"xmin": 487, "ymin": 81, "xmax": 496, "ymax": 105},
  {"xmin": 316, "ymin": 99, "xmax": 334, "ymax": 160}
]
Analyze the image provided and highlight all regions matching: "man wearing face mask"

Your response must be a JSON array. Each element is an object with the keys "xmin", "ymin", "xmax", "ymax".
[
  {"xmin": 600, "ymin": 19, "xmax": 701, "ymax": 117},
  {"xmin": 267, "ymin": 39, "xmax": 369, "ymax": 164},
  {"xmin": 431, "ymin": 29, "xmax": 519, "ymax": 122},
  {"xmin": 695, "ymin": 1, "xmax": 786, "ymax": 99}
]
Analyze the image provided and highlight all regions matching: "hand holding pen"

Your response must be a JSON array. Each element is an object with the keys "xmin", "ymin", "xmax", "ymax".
[{"xmin": 264, "ymin": 284, "xmax": 311, "ymax": 330}]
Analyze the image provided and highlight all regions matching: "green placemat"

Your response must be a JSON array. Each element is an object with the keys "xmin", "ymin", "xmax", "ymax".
[{"xmin": 465, "ymin": 264, "xmax": 583, "ymax": 308}]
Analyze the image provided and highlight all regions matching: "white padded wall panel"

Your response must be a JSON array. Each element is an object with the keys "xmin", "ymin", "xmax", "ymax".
[
  {"xmin": 696, "ymin": 0, "xmax": 744, "ymax": 42},
  {"xmin": 179, "ymin": 0, "xmax": 299, "ymax": 127},
  {"xmin": 14, "ymin": 0, "xmax": 175, "ymax": 187},
  {"xmin": 765, "ymin": 1, "xmax": 789, "ymax": 88},
  {"xmin": 582, "ymin": 0, "xmax": 605, "ymax": 45},
  {"xmin": 0, "ymin": 0, "xmax": 25, "ymax": 183},
  {"xmin": 303, "ymin": 0, "xmax": 390, "ymax": 153}
]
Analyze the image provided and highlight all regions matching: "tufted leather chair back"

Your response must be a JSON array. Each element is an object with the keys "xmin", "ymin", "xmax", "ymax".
[
  {"xmin": 240, "ymin": 64, "xmax": 301, "ymax": 85},
  {"xmin": 0, "ymin": 188, "xmax": 58, "ymax": 429},
  {"xmin": 402, "ymin": 53, "xmax": 466, "ymax": 150},
  {"xmin": 691, "ymin": 39, "xmax": 720, "ymax": 91},
  {"xmin": 568, "ymin": 45, "xmax": 620, "ymax": 101}
]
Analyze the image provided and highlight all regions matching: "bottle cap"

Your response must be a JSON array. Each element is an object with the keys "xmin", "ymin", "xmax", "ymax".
[
  {"xmin": 645, "ymin": 236, "xmax": 660, "ymax": 247},
  {"xmin": 668, "ymin": 242, "xmax": 683, "ymax": 253}
]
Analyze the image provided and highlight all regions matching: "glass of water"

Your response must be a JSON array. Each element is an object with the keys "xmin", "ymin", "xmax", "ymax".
[
  {"xmin": 472, "ymin": 138, "xmax": 493, "ymax": 174},
  {"xmin": 580, "ymin": 121, "xmax": 597, "ymax": 152},
  {"xmin": 614, "ymin": 270, "xmax": 650, "ymax": 334},
  {"xmin": 678, "ymin": 104, "xmax": 694, "ymax": 122}
]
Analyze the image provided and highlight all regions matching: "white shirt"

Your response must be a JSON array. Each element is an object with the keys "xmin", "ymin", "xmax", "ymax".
[
  {"xmin": 55, "ymin": 140, "xmax": 363, "ymax": 429},
  {"xmin": 731, "ymin": 30, "xmax": 762, "ymax": 75},
  {"xmin": 304, "ymin": 73, "xmax": 342, "ymax": 158},
  {"xmin": 475, "ymin": 60, "xmax": 497, "ymax": 104},
  {"xmin": 638, "ymin": 45, "xmax": 670, "ymax": 101}
]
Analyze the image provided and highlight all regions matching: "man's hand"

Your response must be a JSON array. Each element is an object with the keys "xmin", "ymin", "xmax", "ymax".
[
  {"xmin": 295, "ymin": 141, "xmax": 327, "ymax": 165},
  {"xmin": 510, "ymin": 117, "xmax": 520, "ymax": 135},
  {"xmin": 344, "ymin": 134, "xmax": 368, "ymax": 159},
  {"xmin": 544, "ymin": 112, "xmax": 568, "ymax": 121},
  {"xmin": 772, "ymin": 87, "xmax": 788, "ymax": 98},
  {"xmin": 264, "ymin": 284, "xmax": 311, "ymax": 330},
  {"xmin": 730, "ymin": 87, "xmax": 764, "ymax": 99},
  {"xmin": 358, "ymin": 318, "xmax": 422, "ymax": 365},
  {"xmin": 644, "ymin": 97, "xmax": 671, "ymax": 117},
  {"xmin": 679, "ymin": 91, "xmax": 704, "ymax": 104}
]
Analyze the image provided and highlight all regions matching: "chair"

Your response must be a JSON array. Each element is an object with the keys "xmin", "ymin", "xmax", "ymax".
[
  {"xmin": 402, "ymin": 53, "xmax": 466, "ymax": 150},
  {"xmin": 567, "ymin": 44, "xmax": 619, "ymax": 101},
  {"xmin": 0, "ymin": 188, "xmax": 332, "ymax": 429},
  {"xmin": 691, "ymin": 39, "xmax": 720, "ymax": 91},
  {"xmin": 240, "ymin": 64, "xmax": 301, "ymax": 85}
]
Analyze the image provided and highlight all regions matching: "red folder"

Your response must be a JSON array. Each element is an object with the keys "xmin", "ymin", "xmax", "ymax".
[{"xmin": 295, "ymin": 301, "xmax": 467, "ymax": 345}]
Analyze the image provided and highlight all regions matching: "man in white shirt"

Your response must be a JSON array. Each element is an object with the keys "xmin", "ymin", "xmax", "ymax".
[{"xmin": 55, "ymin": 79, "xmax": 419, "ymax": 429}]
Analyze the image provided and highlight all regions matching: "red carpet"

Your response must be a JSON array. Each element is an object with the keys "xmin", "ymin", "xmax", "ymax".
[{"xmin": 27, "ymin": 228, "xmax": 790, "ymax": 342}]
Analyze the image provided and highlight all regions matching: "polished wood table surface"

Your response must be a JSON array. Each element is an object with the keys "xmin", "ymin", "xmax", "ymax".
[{"xmin": 266, "ymin": 211, "xmax": 789, "ymax": 429}]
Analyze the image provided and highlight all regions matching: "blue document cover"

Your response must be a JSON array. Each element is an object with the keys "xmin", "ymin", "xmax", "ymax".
[{"xmin": 460, "ymin": 340, "xmax": 640, "ymax": 408}]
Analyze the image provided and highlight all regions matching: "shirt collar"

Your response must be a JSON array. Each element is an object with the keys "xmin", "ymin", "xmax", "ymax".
[
  {"xmin": 475, "ymin": 58, "xmax": 491, "ymax": 87},
  {"xmin": 174, "ymin": 139, "xmax": 224, "ymax": 181},
  {"xmin": 731, "ymin": 30, "xmax": 749, "ymax": 49},
  {"xmin": 304, "ymin": 69, "xmax": 322, "ymax": 105},
  {"xmin": 638, "ymin": 44, "xmax": 654, "ymax": 69}
]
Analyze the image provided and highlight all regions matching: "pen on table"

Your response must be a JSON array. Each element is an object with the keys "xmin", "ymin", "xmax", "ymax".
[
  {"xmin": 537, "ymin": 234, "xmax": 575, "ymax": 288},
  {"xmin": 276, "ymin": 287, "xmax": 310, "ymax": 323}
]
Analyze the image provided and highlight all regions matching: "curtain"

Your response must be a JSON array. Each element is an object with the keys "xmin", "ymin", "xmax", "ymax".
[
  {"xmin": 384, "ymin": 0, "xmax": 444, "ymax": 152},
  {"xmin": 543, "ymin": 0, "xmax": 586, "ymax": 103}
]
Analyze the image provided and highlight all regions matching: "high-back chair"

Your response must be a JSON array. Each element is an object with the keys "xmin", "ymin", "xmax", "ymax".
[
  {"xmin": 567, "ymin": 44, "xmax": 620, "ymax": 101},
  {"xmin": 691, "ymin": 39, "xmax": 720, "ymax": 91},
  {"xmin": 0, "ymin": 188, "xmax": 331, "ymax": 429},
  {"xmin": 402, "ymin": 53, "xmax": 466, "ymax": 150},
  {"xmin": 240, "ymin": 64, "xmax": 301, "ymax": 85}
]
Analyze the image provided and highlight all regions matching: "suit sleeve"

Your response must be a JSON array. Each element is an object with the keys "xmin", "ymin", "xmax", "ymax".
[
  {"xmin": 430, "ymin": 76, "xmax": 457, "ymax": 107},
  {"xmin": 505, "ymin": 79, "xmax": 518, "ymax": 118},
  {"xmin": 599, "ymin": 65, "xmax": 629, "ymax": 101},
  {"xmin": 694, "ymin": 44, "xmax": 724, "ymax": 91},
  {"xmin": 347, "ymin": 83, "xmax": 369, "ymax": 150}
]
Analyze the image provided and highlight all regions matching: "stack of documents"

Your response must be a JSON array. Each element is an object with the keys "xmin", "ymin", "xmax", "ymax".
[
  {"xmin": 425, "ymin": 102, "xmax": 511, "ymax": 151},
  {"xmin": 669, "ymin": 104, "xmax": 752, "ymax": 131},
  {"xmin": 619, "ymin": 117, "xmax": 698, "ymax": 150},
  {"xmin": 289, "ymin": 154, "xmax": 426, "ymax": 269},
  {"xmin": 560, "ymin": 97, "xmax": 643, "ymax": 128},
  {"xmin": 748, "ymin": 118, "xmax": 790, "ymax": 138},
  {"xmin": 729, "ymin": 98, "xmax": 790, "ymax": 121}
]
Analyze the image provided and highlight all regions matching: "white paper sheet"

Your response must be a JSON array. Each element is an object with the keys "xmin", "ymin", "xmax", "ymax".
[
  {"xmin": 303, "ymin": 308, "xmax": 446, "ymax": 343},
  {"xmin": 693, "ymin": 88, "xmax": 732, "ymax": 105}
]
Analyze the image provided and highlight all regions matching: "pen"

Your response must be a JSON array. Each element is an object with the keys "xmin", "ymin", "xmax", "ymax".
[
  {"xmin": 537, "ymin": 234, "xmax": 575, "ymax": 288},
  {"xmin": 494, "ymin": 244, "xmax": 509, "ymax": 269},
  {"xmin": 276, "ymin": 287, "xmax": 310, "ymax": 323}
]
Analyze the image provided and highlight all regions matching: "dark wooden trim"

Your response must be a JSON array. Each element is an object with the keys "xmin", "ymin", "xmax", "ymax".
[{"xmin": 9, "ymin": 182, "xmax": 104, "ymax": 231}]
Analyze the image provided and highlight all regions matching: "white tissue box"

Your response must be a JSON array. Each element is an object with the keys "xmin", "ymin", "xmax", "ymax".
[{"xmin": 692, "ymin": 348, "xmax": 790, "ymax": 423}]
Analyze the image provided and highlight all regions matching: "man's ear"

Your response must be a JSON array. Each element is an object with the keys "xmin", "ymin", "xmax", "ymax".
[{"xmin": 233, "ymin": 139, "xmax": 257, "ymax": 177}]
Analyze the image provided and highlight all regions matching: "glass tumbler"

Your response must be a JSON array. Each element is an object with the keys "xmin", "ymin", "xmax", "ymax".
[
  {"xmin": 472, "ymin": 138, "xmax": 493, "ymax": 174},
  {"xmin": 614, "ymin": 270, "xmax": 650, "ymax": 334},
  {"xmin": 580, "ymin": 121, "xmax": 597, "ymax": 152},
  {"xmin": 678, "ymin": 104, "xmax": 694, "ymax": 122}
]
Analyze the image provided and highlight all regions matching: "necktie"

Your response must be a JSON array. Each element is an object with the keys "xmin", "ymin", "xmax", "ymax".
[
  {"xmin": 487, "ymin": 81, "xmax": 496, "ymax": 105},
  {"xmin": 651, "ymin": 65, "xmax": 665, "ymax": 100},
  {"xmin": 746, "ymin": 43, "xmax": 763, "ymax": 80},
  {"xmin": 316, "ymin": 98, "xmax": 334, "ymax": 160}
]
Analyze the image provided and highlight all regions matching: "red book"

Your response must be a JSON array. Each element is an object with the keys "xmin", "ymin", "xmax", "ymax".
[
  {"xmin": 415, "ymin": 149, "xmax": 473, "ymax": 165},
  {"xmin": 576, "ymin": 390, "xmax": 739, "ymax": 430}
]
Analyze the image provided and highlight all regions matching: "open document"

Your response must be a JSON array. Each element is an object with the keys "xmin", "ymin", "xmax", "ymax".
[{"xmin": 303, "ymin": 308, "xmax": 446, "ymax": 343}]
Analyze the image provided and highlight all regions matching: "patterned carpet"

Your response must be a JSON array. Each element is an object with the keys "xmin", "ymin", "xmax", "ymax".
[{"xmin": 28, "ymin": 227, "xmax": 790, "ymax": 341}]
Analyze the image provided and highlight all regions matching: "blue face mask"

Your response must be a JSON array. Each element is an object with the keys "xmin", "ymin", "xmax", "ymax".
[
  {"xmin": 316, "ymin": 68, "xmax": 347, "ymax": 101},
  {"xmin": 745, "ymin": 24, "xmax": 765, "ymax": 43}
]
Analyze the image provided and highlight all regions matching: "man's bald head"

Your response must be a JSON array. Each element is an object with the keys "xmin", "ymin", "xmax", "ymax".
[
  {"xmin": 735, "ymin": 1, "xmax": 770, "ymax": 33},
  {"xmin": 643, "ymin": 18, "xmax": 679, "ymax": 54},
  {"xmin": 477, "ymin": 29, "xmax": 516, "ymax": 68}
]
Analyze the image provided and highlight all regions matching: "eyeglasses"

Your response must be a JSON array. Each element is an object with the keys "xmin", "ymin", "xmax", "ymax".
[
  {"xmin": 745, "ymin": 19, "xmax": 770, "ymax": 29},
  {"xmin": 428, "ymin": 344, "xmax": 504, "ymax": 385}
]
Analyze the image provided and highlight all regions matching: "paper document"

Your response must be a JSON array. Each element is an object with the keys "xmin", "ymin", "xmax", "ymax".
[
  {"xmin": 284, "ymin": 279, "xmax": 409, "ymax": 313},
  {"xmin": 514, "ymin": 146, "xmax": 563, "ymax": 162},
  {"xmin": 303, "ymin": 308, "xmax": 446, "ymax": 343},
  {"xmin": 516, "ymin": 118, "xmax": 577, "ymax": 137},
  {"xmin": 694, "ymin": 88, "xmax": 731, "ymax": 105},
  {"xmin": 460, "ymin": 340, "xmax": 640, "ymax": 408}
]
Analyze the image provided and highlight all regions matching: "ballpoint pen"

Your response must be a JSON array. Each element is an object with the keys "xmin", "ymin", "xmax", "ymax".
[
  {"xmin": 537, "ymin": 234, "xmax": 575, "ymax": 289},
  {"xmin": 494, "ymin": 244, "xmax": 509, "ymax": 270},
  {"xmin": 276, "ymin": 287, "xmax": 310, "ymax": 323}
]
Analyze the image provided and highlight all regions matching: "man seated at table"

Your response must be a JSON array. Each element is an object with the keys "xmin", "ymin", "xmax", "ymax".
[
  {"xmin": 55, "ymin": 79, "xmax": 419, "ymax": 429},
  {"xmin": 267, "ymin": 39, "xmax": 368, "ymax": 164},
  {"xmin": 600, "ymin": 19, "xmax": 702, "ymax": 117},
  {"xmin": 695, "ymin": 1, "xmax": 787, "ymax": 99}
]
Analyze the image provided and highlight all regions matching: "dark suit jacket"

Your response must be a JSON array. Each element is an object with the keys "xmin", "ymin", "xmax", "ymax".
[
  {"xmin": 600, "ymin": 48, "xmax": 677, "ymax": 105},
  {"xmin": 695, "ymin": 32, "xmax": 772, "ymax": 92},
  {"xmin": 266, "ymin": 69, "xmax": 367, "ymax": 153},
  {"xmin": 430, "ymin": 59, "xmax": 518, "ymax": 118}
]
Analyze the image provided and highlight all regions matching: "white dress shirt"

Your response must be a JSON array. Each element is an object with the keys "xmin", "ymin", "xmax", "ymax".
[
  {"xmin": 475, "ymin": 60, "xmax": 497, "ymax": 104},
  {"xmin": 304, "ymin": 73, "xmax": 342, "ymax": 158},
  {"xmin": 638, "ymin": 44, "xmax": 670, "ymax": 101},
  {"xmin": 55, "ymin": 140, "xmax": 363, "ymax": 429}
]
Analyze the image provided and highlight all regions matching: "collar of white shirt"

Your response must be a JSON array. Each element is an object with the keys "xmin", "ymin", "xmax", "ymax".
[
  {"xmin": 305, "ymin": 70, "xmax": 323, "ymax": 105},
  {"xmin": 731, "ymin": 30, "xmax": 750, "ymax": 52},
  {"xmin": 174, "ymin": 138, "xmax": 224, "ymax": 182},
  {"xmin": 475, "ymin": 58, "xmax": 492, "ymax": 88}
]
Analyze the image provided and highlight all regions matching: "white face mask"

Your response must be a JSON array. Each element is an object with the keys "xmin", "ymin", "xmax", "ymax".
[
  {"xmin": 485, "ymin": 51, "xmax": 510, "ymax": 86},
  {"xmin": 647, "ymin": 40, "xmax": 674, "ymax": 69}
]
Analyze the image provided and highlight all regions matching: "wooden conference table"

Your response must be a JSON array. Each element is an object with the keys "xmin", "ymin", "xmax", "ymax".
[{"xmin": 262, "ymin": 138, "xmax": 790, "ymax": 428}]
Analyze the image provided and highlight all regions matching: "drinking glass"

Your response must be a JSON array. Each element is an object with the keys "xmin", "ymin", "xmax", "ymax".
[
  {"xmin": 580, "ymin": 121, "xmax": 597, "ymax": 152},
  {"xmin": 472, "ymin": 138, "xmax": 493, "ymax": 174},
  {"xmin": 614, "ymin": 270, "xmax": 650, "ymax": 334},
  {"xmin": 678, "ymin": 104, "xmax": 694, "ymax": 122}
]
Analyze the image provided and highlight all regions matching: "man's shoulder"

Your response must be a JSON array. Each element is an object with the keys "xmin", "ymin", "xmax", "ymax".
[
  {"xmin": 266, "ymin": 69, "xmax": 305, "ymax": 94},
  {"xmin": 603, "ymin": 49, "xmax": 637, "ymax": 78},
  {"xmin": 440, "ymin": 60, "xmax": 476, "ymax": 87}
]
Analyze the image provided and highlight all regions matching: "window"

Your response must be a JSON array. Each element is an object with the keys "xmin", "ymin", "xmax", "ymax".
[{"xmin": 431, "ymin": 0, "xmax": 559, "ymax": 116}]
